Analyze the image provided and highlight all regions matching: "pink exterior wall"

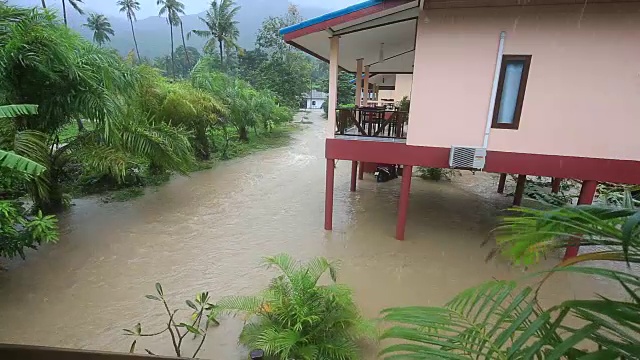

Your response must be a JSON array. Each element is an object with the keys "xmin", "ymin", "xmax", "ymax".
[{"xmin": 407, "ymin": 3, "xmax": 640, "ymax": 161}]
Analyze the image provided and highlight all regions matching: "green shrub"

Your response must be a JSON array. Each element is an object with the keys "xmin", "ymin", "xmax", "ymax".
[
  {"xmin": 216, "ymin": 253, "xmax": 374, "ymax": 360},
  {"xmin": 0, "ymin": 201, "xmax": 58, "ymax": 259}
]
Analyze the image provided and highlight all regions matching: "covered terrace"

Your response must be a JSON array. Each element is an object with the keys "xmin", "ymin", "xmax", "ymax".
[{"xmin": 281, "ymin": 0, "xmax": 419, "ymax": 142}]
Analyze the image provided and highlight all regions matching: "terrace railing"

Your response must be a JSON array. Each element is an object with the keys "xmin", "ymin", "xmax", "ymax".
[{"xmin": 336, "ymin": 107, "xmax": 408, "ymax": 139}]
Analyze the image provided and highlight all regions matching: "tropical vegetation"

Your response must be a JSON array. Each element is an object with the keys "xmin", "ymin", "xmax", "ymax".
[
  {"xmin": 216, "ymin": 253, "xmax": 374, "ymax": 360},
  {"xmin": 380, "ymin": 196, "xmax": 640, "ymax": 359},
  {"xmin": 0, "ymin": 2, "xmax": 298, "ymax": 261}
]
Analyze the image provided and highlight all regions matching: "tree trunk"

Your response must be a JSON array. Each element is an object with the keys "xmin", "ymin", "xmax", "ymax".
[
  {"xmin": 194, "ymin": 126, "xmax": 210, "ymax": 160},
  {"xmin": 180, "ymin": 21, "xmax": 191, "ymax": 75},
  {"xmin": 238, "ymin": 126, "xmax": 248, "ymax": 141},
  {"xmin": 76, "ymin": 118, "xmax": 84, "ymax": 132},
  {"xmin": 170, "ymin": 25, "xmax": 176, "ymax": 80},
  {"xmin": 41, "ymin": 0, "xmax": 46, "ymax": 8},
  {"xmin": 62, "ymin": 0, "xmax": 67, "ymax": 26},
  {"xmin": 218, "ymin": 40, "xmax": 224, "ymax": 68},
  {"xmin": 129, "ymin": 19, "xmax": 141, "ymax": 63}
]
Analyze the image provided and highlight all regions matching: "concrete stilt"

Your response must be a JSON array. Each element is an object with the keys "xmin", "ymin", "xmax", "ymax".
[
  {"xmin": 350, "ymin": 161, "xmax": 358, "ymax": 192},
  {"xmin": 497, "ymin": 173, "xmax": 507, "ymax": 194},
  {"xmin": 563, "ymin": 180, "xmax": 598, "ymax": 259},
  {"xmin": 325, "ymin": 159, "xmax": 335, "ymax": 230},
  {"xmin": 396, "ymin": 165, "xmax": 413, "ymax": 240},
  {"xmin": 513, "ymin": 175, "xmax": 527, "ymax": 206}
]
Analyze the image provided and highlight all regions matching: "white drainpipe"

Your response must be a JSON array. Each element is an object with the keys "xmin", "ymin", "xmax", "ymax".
[{"xmin": 482, "ymin": 31, "xmax": 506, "ymax": 149}]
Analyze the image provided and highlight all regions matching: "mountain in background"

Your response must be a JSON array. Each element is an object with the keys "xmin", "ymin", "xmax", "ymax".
[{"xmin": 7, "ymin": 0, "xmax": 327, "ymax": 59}]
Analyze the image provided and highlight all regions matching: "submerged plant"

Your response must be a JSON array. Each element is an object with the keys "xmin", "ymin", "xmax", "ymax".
[
  {"xmin": 124, "ymin": 283, "xmax": 219, "ymax": 358},
  {"xmin": 216, "ymin": 253, "xmax": 374, "ymax": 360}
]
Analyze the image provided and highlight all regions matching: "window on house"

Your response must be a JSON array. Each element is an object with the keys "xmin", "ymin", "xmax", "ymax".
[
  {"xmin": 492, "ymin": 55, "xmax": 532, "ymax": 130},
  {"xmin": 312, "ymin": 101, "xmax": 316, "ymax": 106}
]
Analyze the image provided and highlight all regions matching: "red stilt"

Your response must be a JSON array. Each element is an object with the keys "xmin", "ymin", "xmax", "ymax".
[
  {"xmin": 563, "ymin": 180, "xmax": 598, "ymax": 259},
  {"xmin": 396, "ymin": 165, "xmax": 413, "ymax": 240},
  {"xmin": 497, "ymin": 173, "xmax": 507, "ymax": 194},
  {"xmin": 513, "ymin": 175, "xmax": 527, "ymax": 206},
  {"xmin": 325, "ymin": 159, "xmax": 335, "ymax": 231},
  {"xmin": 358, "ymin": 162, "xmax": 364, "ymax": 180},
  {"xmin": 350, "ymin": 161, "xmax": 358, "ymax": 192},
  {"xmin": 551, "ymin": 178, "xmax": 562, "ymax": 193}
]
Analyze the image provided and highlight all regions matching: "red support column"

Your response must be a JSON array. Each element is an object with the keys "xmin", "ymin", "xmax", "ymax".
[
  {"xmin": 551, "ymin": 178, "xmax": 562, "ymax": 193},
  {"xmin": 563, "ymin": 180, "xmax": 598, "ymax": 260},
  {"xmin": 358, "ymin": 162, "xmax": 364, "ymax": 180},
  {"xmin": 497, "ymin": 173, "xmax": 507, "ymax": 194},
  {"xmin": 325, "ymin": 159, "xmax": 335, "ymax": 231},
  {"xmin": 513, "ymin": 175, "xmax": 527, "ymax": 206},
  {"xmin": 350, "ymin": 161, "xmax": 358, "ymax": 192},
  {"xmin": 396, "ymin": 165, "xmax": 413, "ymax": 240}
]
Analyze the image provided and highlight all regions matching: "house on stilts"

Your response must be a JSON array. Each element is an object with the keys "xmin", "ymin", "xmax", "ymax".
[{"xmin": 280, "ymin": 0, "xmax": 640, "ymax": 258}]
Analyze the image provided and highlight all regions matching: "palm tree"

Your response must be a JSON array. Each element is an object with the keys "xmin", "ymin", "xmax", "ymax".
[
  {"xmin": 216, "ymin": 254, "xmax": 374, "ymax": 360},
  {"xmin": 40, "ymin": 0, "xmax": 46, "ymax": 8},
  {"xmin": 380, "ymin": 201, "xmax": 640, "ymax": 358},
  {"xmin": 83, "ymin": 13, "xmax": 115, "ymax": 47},
  {"xmin": 157, "ymin": 0, "xmax": 182, "ymax": 79},
  {"xmin": 189, "ymin": 0, "xmax": 240, "ymax": 66},
  {"xmin": 61, "ymin": 0, "xmax": 84, "ymax": 27},
  {"xmin": 117, "ymin": 0, "xmax": 142, "ymax": 63}
]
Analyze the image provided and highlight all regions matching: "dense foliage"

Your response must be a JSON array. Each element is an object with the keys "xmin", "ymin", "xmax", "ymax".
[
  {"xmin": 216, "ymin": 254, "xmax": 374, "ymax": 360},
  {"xmin": 380, "ymin": 196, "xmax": 640, "ymax": 359},
  {"xmin": 0, "ymin": 2, "xmax": 295, "ymax": 260}
]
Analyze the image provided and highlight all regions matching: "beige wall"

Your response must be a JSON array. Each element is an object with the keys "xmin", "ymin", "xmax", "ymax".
[{"xmin": 407, "ymin": 3, "xmax": 640, "ymax": 161}]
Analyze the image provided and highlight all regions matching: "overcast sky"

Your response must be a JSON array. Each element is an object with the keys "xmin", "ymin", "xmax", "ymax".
[{"xmin": 21, "ymin": 0, "xmax": 363, "ymax": 18}]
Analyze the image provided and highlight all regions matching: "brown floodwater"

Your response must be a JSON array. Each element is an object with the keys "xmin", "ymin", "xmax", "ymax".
[{"xmin": 0, "ymin": 111, "xmax": 623, "ymax": 358}]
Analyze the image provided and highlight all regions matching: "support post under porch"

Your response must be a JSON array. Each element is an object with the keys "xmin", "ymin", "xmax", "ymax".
[
  {"xmin": 324, "ymin": 158, "xmax": 335, "ymax": 231},
  {"xmin": 513, "ymin": 175, "xmax": 526, "ymax": 206},
  {"xmin": 396, "ymin": 165, "xmax": 413, "ymax": 240},
  {"xmin": 551, "ymin": 178, "xmax": 562, "ymax": 193},
  {"xmin": 497, "ymin": 173, "xmax": 507, "ymax": 194},
  {"xmin": 350, "ymin": 161, "xmax": 358, "ymax": 192},
  {"xmin": 563, "ymin": 180, "xmax": 598, "ymax": 259}
]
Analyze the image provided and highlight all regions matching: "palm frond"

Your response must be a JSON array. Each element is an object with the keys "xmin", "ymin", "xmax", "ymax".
[
  {"xmin": 0, "ymin": 104, "xmax": 38, "ymax": 118},
  {"xmin": 215, "ymin": 295, "xmax": 262, "ymax": 315},
  {"xmin": 380, "ymin": 280, "xmax": 563, "ymax": 359},
  {"xmin": 0, "ymin": 149, "xmax": 46, "ymax": 175},
  {"xmin": 494, "ymin": 205, "xmax": 640, "ymax": 266}
]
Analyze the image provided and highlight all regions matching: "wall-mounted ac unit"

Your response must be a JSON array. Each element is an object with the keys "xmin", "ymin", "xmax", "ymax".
[{"xmin": 449, "ymin": 146, "xmax": 487, "ymax": 170}]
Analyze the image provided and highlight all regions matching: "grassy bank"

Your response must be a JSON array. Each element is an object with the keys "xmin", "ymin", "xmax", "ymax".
[{"xmin": 69, "ymin": 122, "xmax": 300, "ymax": 203}]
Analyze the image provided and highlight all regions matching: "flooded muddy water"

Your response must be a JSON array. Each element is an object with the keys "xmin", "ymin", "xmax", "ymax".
[{"xmin": 0, "ymin": 111, "xmax": 622, "ymax": 358}]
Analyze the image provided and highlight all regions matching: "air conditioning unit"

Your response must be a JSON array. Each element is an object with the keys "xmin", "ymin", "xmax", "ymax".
[{"xmin": 449, "ymin": 146, "xmax": 487, "ymax": 170}]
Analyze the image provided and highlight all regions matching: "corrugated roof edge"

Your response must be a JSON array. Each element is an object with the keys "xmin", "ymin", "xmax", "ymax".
[{"xmin": 279, "ymin": 0, "xmax": 384, "ymax": 35}]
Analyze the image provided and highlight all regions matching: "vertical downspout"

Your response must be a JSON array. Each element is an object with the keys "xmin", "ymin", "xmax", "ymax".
[{"xmin": 482, "ymin": 31, "xmax": 507, "ymax": 148}]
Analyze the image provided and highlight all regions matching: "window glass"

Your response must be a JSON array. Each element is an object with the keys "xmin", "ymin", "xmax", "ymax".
[{"xmin": 497, "ymin": 61, "xmax": 525, "ymax": 124}]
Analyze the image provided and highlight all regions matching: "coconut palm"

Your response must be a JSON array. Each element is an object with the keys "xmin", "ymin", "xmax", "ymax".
[
  {"xmin": 157, "ymin": 0, "xmax": 182, "ymax": 79},
  {"xmin": 117, "ymin": 0, "xmax": 142, "ymax": 62},
  {"xmin": 189, "ymin": 0, "xmax": 240, "ymax": 66},
  {"xmin": 380, "ymin": 201, "xmax": 640, "ymax": 359},
  {"xmin": 61, "ymin": 0, "xmax": 84, "ymax": 26},
  {"xmin": 40, "ymin": 0, "xmax": 46, "ymax": 8},
  {"xmin": 216, "ymin": 253, "xmax": 374, "ymax": 360},
  {"xmin": 83, "ymin": 13, "xmax": 115, "ymax": 46},
  {"xmin": 166, "ymin": 0, "xmax": 191, "ymax": 74}
]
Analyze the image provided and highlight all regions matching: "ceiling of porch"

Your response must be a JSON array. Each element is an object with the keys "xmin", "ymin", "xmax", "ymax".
[{"xmin": 284, "ymin": 1, "xmax": 420, "ymax": 74}]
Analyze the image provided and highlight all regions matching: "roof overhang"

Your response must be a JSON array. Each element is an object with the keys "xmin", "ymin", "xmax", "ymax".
[{"xmin": 280, "ymin": 0, "xmax": 420, "ymax": 73}]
